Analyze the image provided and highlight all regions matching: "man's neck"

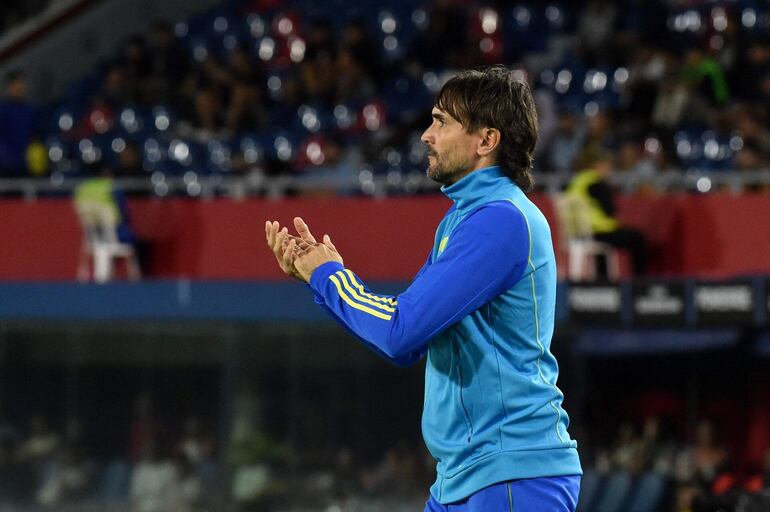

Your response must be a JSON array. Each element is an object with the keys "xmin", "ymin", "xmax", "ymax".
[{"xmin": 445, "ymin": 158, "xmax": 498, "ymax": 186}]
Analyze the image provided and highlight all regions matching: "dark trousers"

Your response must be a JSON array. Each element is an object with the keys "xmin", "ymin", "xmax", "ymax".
[{"xmin": 595, "ymin": 228, "xmax": 648, "ymax": 275}]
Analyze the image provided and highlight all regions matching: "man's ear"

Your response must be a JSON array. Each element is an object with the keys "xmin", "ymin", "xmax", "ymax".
[{"xmin": 477, "ymin": 127, "xmax": 501, "ymax": 157}]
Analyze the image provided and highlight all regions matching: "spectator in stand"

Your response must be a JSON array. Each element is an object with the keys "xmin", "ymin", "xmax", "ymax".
[
  {"xmin": 360, "ymin": 441, "xmax": 422, "ymax": 498},
  {"xmin": 304, "ymin": 17, "xmax": 337, "ymax": 64},
  {"xmin": 340, "ymin": 17, "xmax": 381, "ymax": 82},
  {"xmin": 75, "ymin": 96, "xmax": 114, "ymax": 138},
  {"xmin": 0, "ymin": 70, "xmax": 34, "ymax": 176},
  {"xmin": 300, "ymin": 40, "xmax": 337, "ymax": 105},
  {"xmin": 128, "ymin": 394, "xmax": 165, "ymax": 465},
  {"xmin": 736, "ymin": 39, "xmax": 770, "ymax": 101},
  {"xmin": 615, "ymin": 139, "xmax": 658, "ymax": 179},
  {"xmin": 130, "ymin": 441, "xmax": 179, "ymax": 512},
  {"xmin": 145, "ymin": 21, "xmax": 190, "ymax": 105},
  {"xmin": 37, "ymin": 417, "xmax": 95, "ymax": 506},
  {"xmin": 733, "ymin": 110, "xmax": 770, "ymax": 158},
  {"xmin": 638, "ymin": 416, "xmax": 677, "ymax": 476},
  {"xmin": 566, "ymin": 150, "xmax": 649, "ymax": 276},
  {"xmin": 674, "ymin": 420, "xmax": 726, "ymax": 483},
  {"xmin": 225, "ymin": 45, "xmax": 266, "ymax": 132},
  {"xmin": 115, "ymin": 141, "xmax": 144, "ymax": 177},
  {"xmin": 576, "ymin": 0, "xmax": 618, "ymax": 65},
  {"xmin": 74, "ymin": 166, "xmax": 137, "ymax": 248},
  {"xmin": 101, "ymin": 65, "xmax": 130, "ymax": 108},
  {"xmin": 546, "ymin": 111, "xmax": 585, "ymax": 172},
  {"xmin": 581, "ymin": 110, "xmax": 618, "ymax": 158},
  {"xmin": 16, "ymin": 414, "xmax": 60, "ymax": 493},
  {"xmin": 682, "ymin": 47, "xmax": 730, "ymax": 107},
  {"xmin": 690, "ymin": 420, "xmax": 729, "ymax": 486},
  {"xmin": 608, "ymin": 422, "xmax": 644, "ymax": 474},
  {"xmin": 334, "ymin": 47, "xmax": 376, "ymax": 104},
  {"xmin": 177, "ymin": 417, "xmax": 215, "ymax": 468},
  {"xmin": 408, "ymin": 0, "xmax": 467, "ymax": 70},
  {"xmin": 532, "ymin": 79, "xmax": 558, "ymax": 163},
  {"xmin": 121, "ymin": 36, "xmax": 152, "ymax": 105},
  {"xmin": 624, "ymin": 46, "xmax": 669, "ymax": 126},
  {"xmin": 651, "ymin": 72, "xmax": 692, "ymax": 132}
]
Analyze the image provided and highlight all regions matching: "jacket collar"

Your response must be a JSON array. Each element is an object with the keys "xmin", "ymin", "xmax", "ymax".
[{"xmin": 441, "ymin": 165, "xmax": 516, "ymax": 213}]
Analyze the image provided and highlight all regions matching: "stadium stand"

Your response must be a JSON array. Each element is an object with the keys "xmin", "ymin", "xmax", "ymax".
[{"xmin": 0, "ymin": 0, "xmax": 767, "ymax": 195}]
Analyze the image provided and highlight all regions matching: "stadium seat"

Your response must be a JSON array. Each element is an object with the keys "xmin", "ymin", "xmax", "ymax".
[
  {"xmin": 576, "ymin": 470, "xmax": 603, "ymax": 512},
  {"xmin": 382, "ymin": 75, "xmax": 431, "ymax": 124},
  {"xmin": 75, "ymin": 200, "xmax": 141, "ymax": 283},
  {"xmin": 627, "ymin": 472, "xmax": 666, "ymax": 512},
  {"xmin": 96, "ymin": 459, "xmax": 132, "ymax": 503},
  {"xmin": 593, "ymin": 472, "xmax": 632, "ymax": 512}
]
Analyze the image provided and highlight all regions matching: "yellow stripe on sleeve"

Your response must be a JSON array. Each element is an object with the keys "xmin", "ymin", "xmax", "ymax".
[
  {"xmin": 335, "ymin": 272, "xmax": 396, "ymax": 312},
  {"xmin": 329, "ymin": 275, "xmax": 392, "ymax": 321},
  {"xmin": 342, "ymin": 269, "xmax": 398, "ymax": 305}
]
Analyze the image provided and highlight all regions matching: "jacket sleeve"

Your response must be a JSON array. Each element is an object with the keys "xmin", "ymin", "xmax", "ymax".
[
  {"xmin": 308, "ymin": 202, "xmax": 530, "ymax": 360},
  {"xmin": 311, "ymin": 253, "xmax": 432, "ymax": 367}
]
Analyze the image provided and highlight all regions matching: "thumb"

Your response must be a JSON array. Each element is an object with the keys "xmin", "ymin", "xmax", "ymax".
[
  {"xmin": 323, "ymin": 234, "xmax": 338, "ymax": 252},
  {"xmin": 294, "ymin": 216, "xmax": 316, "ymax": 243}
]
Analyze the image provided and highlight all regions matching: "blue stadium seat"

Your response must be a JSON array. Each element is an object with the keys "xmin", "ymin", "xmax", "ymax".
[
  {"xmin": 45, "ymin": 136, "xmax": 77, "ymax": 173},
  {"xmin": 576, "ymin": 470, "xmax": 603, "ymax": 512},
  {"xmin": 627, "ymin": 472, "xmax": 666, "ymax": 512},
  {"xmin": 238, "ymin": 134, "xmax": 267, "ymax": 167},
  {"xmin": 382, "ymin": 75, "xmax": 431, "ymax": 124},
  {"xmin": 593, "ymin": 471, "xmax": 632, "ymax": 512},
  {"xmin": 206, "ymin": 137, "xmax": 235, "ymax": 173},
  {"xmin": 266, "ymin": 131, "xmax": 301, "ymax": 163},
  {"xmin": 96, "ymin": 459, "xmax": 131, "ymax": 503}
]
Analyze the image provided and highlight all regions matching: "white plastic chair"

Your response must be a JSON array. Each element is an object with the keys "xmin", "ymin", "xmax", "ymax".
[
  {"xmin": 554, "ymin": 193, "xmax": 620, "ymax": 281},
  {"xmin": 75, "ymin": 200, "xmax": 140, "ymax": 283}
]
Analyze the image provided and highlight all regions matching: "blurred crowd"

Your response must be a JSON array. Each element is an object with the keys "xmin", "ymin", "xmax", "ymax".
[
  {"xmin": 0, "ymin": 0, "xmax": 769, "ymax": 195},
  {"xmin": 0, "ymin": 389, "xmax": 434, "ymax": 512},
  {"xmin": 3, "ymin": 401, "xmax": 770, "ymax": 511},
  {"xmin": 580, "ymin": 416, "xmax": 770, "ymax": 512},
  {"xmin": 0, "ymin": 394, "xmax": 224, "ymax": 511}
]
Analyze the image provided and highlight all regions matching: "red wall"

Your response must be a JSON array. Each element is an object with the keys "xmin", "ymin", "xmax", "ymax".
[{"xmin": 0, "ymin": 193, "xmax": 768, "ymax": 280}]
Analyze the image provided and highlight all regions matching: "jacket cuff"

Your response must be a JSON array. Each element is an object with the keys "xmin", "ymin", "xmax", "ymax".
[{"xmin": 309, "ymin": 261, "xmax": 345, "ymax": 294}]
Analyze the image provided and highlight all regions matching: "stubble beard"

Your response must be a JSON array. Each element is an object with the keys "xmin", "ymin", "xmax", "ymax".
[{"xmin": 426, "ymin": 153, "xmax": 468, "ymax": 185}]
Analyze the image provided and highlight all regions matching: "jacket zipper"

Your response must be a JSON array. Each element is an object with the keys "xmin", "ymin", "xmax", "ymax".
[{"xmin": 453, "ymin": 343, "xmax": 473, "ymax": 442}]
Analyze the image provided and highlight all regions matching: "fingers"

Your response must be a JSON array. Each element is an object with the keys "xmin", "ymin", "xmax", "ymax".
[
  {"xmin": 265, "ymin": 220, "xmax": 274, "ymax": 247},
  {"xmin": 281, "ymin": 237, "xmax": 295, "ymax": 268},
  {"xmin": 323, "ymin": 234, "xmax": 337, "ymax": 253},
  {"xmin": 266, "ymin": 220, "xmax": 282, "ymax": 249},
  {"xmin": 273, "ymin": 227, "xmax": 288, "ymax": 258},
  {"xmin": 267, "ymin": 219, "xmax": 320, "ymax": 257},
  {"xmin": 283, "ymin": 234, "xmax": 314, "ymax": 252},
  {"xmin": 293, "ymin": 217, "xmax": 316, "ymax": 243}
]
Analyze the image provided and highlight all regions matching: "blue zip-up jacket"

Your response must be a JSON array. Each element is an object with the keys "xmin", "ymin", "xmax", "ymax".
[{"xmin": 308, "ymin": 165, "xmax": 581, "ymax": 503}]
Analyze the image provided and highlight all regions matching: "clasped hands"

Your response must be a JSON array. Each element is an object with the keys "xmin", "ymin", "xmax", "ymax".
[{"xmin": 265, "ymin": 217, "xmax": 343, "ymax": 282}]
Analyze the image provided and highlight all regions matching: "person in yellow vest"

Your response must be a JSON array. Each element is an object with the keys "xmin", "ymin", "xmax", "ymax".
[
  {"xmin": 566, "ymin": 151, "xmax": 647, "ymax": 275},
  {"xmin": 74, "ymin": 167, "xmax": 136, "ymax": 245}
]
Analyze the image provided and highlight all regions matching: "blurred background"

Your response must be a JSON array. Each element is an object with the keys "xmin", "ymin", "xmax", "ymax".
[{"xmin": 1, "ymin": 0, "xmax": 769, "ymax": 511}]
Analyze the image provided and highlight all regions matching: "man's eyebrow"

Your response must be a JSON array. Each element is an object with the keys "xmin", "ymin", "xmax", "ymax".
[{"xmin": 431, "ymin": 111, "xmax": 446, "ymax": 121}]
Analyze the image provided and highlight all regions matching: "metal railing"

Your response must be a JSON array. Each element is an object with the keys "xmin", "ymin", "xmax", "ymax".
[{"xmin": 1, "ymin": 168, "xmax": 769, "ymax": 200}]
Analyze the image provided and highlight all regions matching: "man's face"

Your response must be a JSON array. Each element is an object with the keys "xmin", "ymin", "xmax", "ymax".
[{"xmin": 421, "ymin": 107, "xmax": 482, "ymax": 185}]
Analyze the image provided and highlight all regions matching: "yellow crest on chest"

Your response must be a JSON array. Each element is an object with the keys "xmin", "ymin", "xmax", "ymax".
[{"xmin": 438, "ymin": 236, "xmax": 449, "ymax": 255}]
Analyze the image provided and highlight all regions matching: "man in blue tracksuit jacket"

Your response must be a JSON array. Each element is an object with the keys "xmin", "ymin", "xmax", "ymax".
[{"xmin": 266, "ymin": 66, "xmax": 582, "ymax": 511}]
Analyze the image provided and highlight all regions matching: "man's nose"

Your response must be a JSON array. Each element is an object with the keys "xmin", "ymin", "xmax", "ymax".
[{"xmin": 421, "ymin": 129, "xmax": 432, "ymax": 145}]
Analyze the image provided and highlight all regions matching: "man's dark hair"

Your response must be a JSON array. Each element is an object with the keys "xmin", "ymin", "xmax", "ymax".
[{"xmin": 435, "ymin": 66, "xmax": 538, "ymax": 191}]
